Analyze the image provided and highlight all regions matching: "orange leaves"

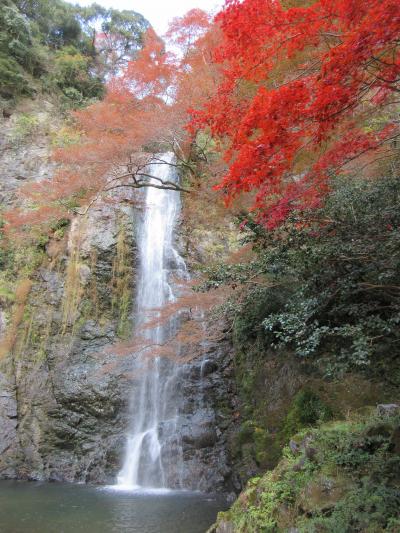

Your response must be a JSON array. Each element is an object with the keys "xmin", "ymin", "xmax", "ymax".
[
  {"xmin": 12, "ymin": 13, "xmax": 221, "ymax": 231},
  {"xmin": 167, "ymin": 8, "xmax": 211, "ymax": 45},
  {"xmin": 4, "ymin": 206, "xmax": 67, "ymax": 236},
  {"xmin": 0, "ymin": 9, "xmax": 220, "ymax": 237},
  {"xmin": 124, "ymin": 29, "xmax": 174, "ymax": 99}
]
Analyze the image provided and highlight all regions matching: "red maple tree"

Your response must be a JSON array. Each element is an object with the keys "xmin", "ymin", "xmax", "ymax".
[{"xmin": 190, "ymin": 0, "xmax": 400, "ymax": 227}]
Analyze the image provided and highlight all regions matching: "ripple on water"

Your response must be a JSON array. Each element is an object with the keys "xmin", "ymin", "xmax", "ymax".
[{"xmin": 0, "ymin": 480, "xmax": 228, "ymax": 533}]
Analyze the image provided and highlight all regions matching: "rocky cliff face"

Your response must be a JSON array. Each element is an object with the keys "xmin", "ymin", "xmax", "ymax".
[
  {"xmin": 0, "ymin": 197, "xmax": 138, "ymax": 482},
  {"xmin": 169, "ymin": 330, "xmax": 239, "ymax": 493},
  {"xmin": 0, "ymin": 100, "xmax": 239, "ymax": 492}
]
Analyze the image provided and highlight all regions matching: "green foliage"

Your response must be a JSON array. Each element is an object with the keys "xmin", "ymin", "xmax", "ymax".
[
  {"xmin": 0, "ymin": 0, "xmax": 149, "ymax": 102},
  {"xmin": 299, "ymin": 483, "xmax": 400, "ymax": 533},
  {"xmin": 10, "ymin": 113, "xmax": 39, "ymax": 144},
  {"xmin": 49, "ymin": 218, "xmax": 70, "ymax": 240},
  {"xmin": 281, "ymin": 389, "xmax": 333, "ymax": 441},
  {"xmin": 261, "ymin": 175, "xmax": 400, "ymax": 375},
  {"xmin": 0, "ymin": 54, "xmax": 32, "ymax": 98},
  {"xmin": 95, "ymin": 7, "xmax": 149, "ymax": 75},
  {"xmin": 0, "ymin": 2, "xmax": 46, "ymax": 97},
  {"xmin": 233, "ymin": 286, "xmax": 291, "ymax": 347},
  {"xmin": 0, "ymin": 283, "xmax": 16, "ymax": 305},
  {"xmin": 14, "ymin": 0, "xmax": 82, "ymax": 49},
  {"xmin": 204, "ymin": 174, "xmax": 400, "ymax": 377},
  {"xmin": 36, "ymin": 234, "xmax": 49, "ymax": 251},
  {"xmin": 51, "ymin": 125, "xmax": 81, "ymax": 147},
  {"xmin": 237, "ymin": 420, "xmax": 256, "ymax": 445},
  {"xmin": 218, "ymin": 410, "xmax": 400, "ymax": 532},
  {"xmin": 0, "ymin": 218, "xmax": 14, "ymax": 272},
  {"xmin": 0, "ymin": 4, "xmax": 41, "ymax": 71},
  {"xmin": 54, "ymin": 46, "xmax": 88, "ymax": 84},
  {"xmin": 51, "ymin": 45, "xmax": 104, "ymax": 104}
]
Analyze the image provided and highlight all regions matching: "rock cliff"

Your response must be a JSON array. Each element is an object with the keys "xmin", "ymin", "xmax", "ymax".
[{"xmin": 0, "ymin": 99, "xmax": 238, "ymax": 493}]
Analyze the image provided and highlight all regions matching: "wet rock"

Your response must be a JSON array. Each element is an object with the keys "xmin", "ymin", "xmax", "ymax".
[
  {"xmin": 377, "ymin": 403, "xmax": 399, "ymax": 416},
  {"xmin": 0, "ymin": 110, "xmax": 238, "ymax": 493},
  {"xmin": 183, "ymin": 427, "xmax": 218, "ymax": 449},
  {"xmin": 305, "ymin": 446, "xmax": 318, "ymax": 461},
  {"xmin": 201, "ymin": 359, "xmax": 218, "ymax": 377},
  {"xmin": 226, "ymin": 492, "xmax": 237, "ymax": 505},
  {"xmin": 80, "ymin": 320, "xmax": 104, "ymax": 341},
  {"xmin": 0, "ymin": 371, "xmax": 18, "ymax": 468},
  {"xmin": 212, "ymin": 521, "xmax": 235, "ymax": 533}
]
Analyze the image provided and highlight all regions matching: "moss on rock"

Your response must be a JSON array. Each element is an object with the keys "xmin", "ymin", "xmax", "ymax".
[{"xmin": 214, "ymin": 408, "xmax": 400, "ymax": 532}]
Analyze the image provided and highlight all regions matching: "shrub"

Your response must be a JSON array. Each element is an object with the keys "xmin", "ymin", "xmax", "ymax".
[
  {"xmin": 203, "ymin": 174, "xmax": 400, "ymax": 378},
  {"xmin": 0, "ymin": 54, "xmax": 32, "ymax": 98},
  {"xmin": 10, "ymin": 113, "xmax": 39, "ymax": 142},
  {"xmin": 281, "ymin": 389, "xmax": 333, "ymax": 441},
  {"xmin": 217, "ymin": 411, "xmax": 400, "ymax": 532}
]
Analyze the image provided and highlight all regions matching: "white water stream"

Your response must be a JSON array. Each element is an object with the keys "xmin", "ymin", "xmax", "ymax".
[{"xmin": 117, "ymin": 153, "xmax": 187, "ymax": 490}]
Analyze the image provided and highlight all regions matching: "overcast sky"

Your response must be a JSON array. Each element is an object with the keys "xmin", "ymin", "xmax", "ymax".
[{"xmin": 70, "ymin": 0, "xmax": 225, "ymax": 35}]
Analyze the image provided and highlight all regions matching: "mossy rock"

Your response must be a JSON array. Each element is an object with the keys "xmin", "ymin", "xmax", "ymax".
[{"xmin": 214, "ymin": 409, "xmax": 400, "ymax": 532}]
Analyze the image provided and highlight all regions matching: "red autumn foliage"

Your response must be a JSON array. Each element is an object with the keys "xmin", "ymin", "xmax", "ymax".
[
  {"xmin": 8, "ymin": 2, "xmax": 399, "ymax": 234},
  {"xmin": 190, "ymin": 0, "xmax": 400, "ymax": 228}
]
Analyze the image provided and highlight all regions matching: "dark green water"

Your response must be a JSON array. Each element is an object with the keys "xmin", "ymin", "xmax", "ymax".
[{"xmin": 0, "ymin": 481, "xmax": 227, "ymax": 533}]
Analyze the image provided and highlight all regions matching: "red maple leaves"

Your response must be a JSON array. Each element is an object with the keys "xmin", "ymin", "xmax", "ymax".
[
  {"xmin": 6, "ymin": 2, "xmax": 399, "ymax": 234},
  {"xmin": 191, "ymin": 0, "xmax": 400, "ymax": 227}
]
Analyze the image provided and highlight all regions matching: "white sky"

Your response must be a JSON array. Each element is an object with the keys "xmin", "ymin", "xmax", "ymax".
[{"xmin": 70, "ymin": 0, "xmax": 225, "ymax": 36}]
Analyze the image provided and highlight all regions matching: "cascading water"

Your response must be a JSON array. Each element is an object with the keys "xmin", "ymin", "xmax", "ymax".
[{"xmin": 117, "ymin": 152, "xmax": 187, "ymax": 490}]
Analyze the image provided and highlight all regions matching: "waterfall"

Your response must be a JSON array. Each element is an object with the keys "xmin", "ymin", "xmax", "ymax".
[{"xmin": 117, "ymin": 152, "xmax": 187, "ymax": 490}]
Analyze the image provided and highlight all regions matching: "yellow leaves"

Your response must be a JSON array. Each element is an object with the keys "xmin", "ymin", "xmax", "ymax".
[
  {"xmin": 51, "ymin": 125, "xmax": 82, "ymax": 148},
  {"xmin": 0, "ymin": 278, "xmax": 32, "ymax": 358}
]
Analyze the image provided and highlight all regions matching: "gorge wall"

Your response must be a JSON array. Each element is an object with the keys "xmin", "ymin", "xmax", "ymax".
[
  {"xmin": 1, "ymin": 100, "xmax": 397, "ymax": 508},
  {"xmin": 0, "ymin": 100, "xmax": 239, "ymax": 494}
]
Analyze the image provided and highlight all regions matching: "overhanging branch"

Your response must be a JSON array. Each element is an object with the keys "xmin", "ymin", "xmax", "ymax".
[{"xmin": 74, "ymin": 159, "xmax": 192, "ymax": 216}]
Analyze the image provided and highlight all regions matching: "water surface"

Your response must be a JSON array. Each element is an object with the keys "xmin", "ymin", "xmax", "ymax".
[{"xmin": 0, "ymin": 481, "xmax": 226, "ymax": 533}]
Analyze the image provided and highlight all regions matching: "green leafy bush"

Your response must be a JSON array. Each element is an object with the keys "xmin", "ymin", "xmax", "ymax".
[
  {"xmin": 281, "ymin": 389, "xmax": 333, "ymax": 441},
  {"xmin": 10, "ymin": 113, "xmax": 39, "ymax": 144},
  {"xmin": 203, "ymin": 174, "xmax": 400, "ymax": 378},
  {"xmin": 52, "ymin": 46, "xmax": 103, "ymax": 103},
  {"xmin": 260, "ymin": 175, "xmax": 400, "ymax": 375},
  {"xmin": 0, "ymin": 54, "xmax": 32, "ymax": 98}
]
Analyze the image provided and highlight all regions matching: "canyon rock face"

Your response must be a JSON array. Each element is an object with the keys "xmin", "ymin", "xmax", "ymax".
[
  {"xmin": 0, "ymin": 102, "xmax": 238, "ymax": 492},
  {"xmin": 166, "ymin": 332, "xmax": 238, "ymax": 493},
  {"xmin": 0, "ymin": 198, "xmax": 137, "ymax": 483}
]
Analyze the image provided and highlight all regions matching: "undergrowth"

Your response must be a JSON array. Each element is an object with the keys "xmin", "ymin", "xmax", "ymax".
[{"xmin": 216, "ymin": 409, "xmax": 400, "ymax": 532}]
